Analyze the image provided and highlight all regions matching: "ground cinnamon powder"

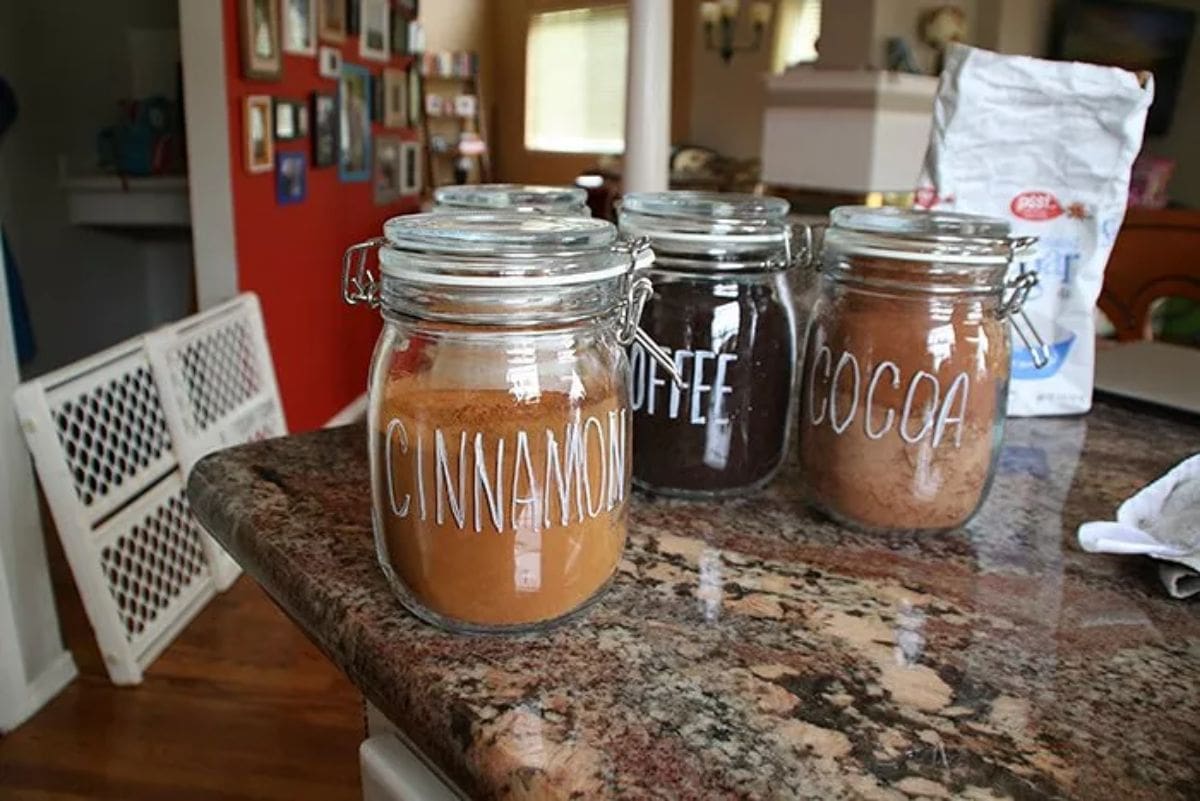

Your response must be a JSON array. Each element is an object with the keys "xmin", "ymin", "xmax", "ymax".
[
  {"xmin": 373, "ymin": 376, "xmax": 629, "ymax": 628},
  {"xmin": 799, "ymin": 272, "xmax": 1009, "ymax": 531}
]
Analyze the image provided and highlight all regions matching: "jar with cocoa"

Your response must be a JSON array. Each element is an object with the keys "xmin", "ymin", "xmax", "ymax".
[
  {"xmin": 618, "ymin": 191, "xmax": 803, "ymax": 498},
  {"xmin": 342, "ymin": 213, "xmax": 676, "ymax": 633},
  {"xmin": 800, "ymin": 206, "xmax": 1041, "ymax": 533},
  {"xmin": 433, "ymin": 183, "xmax": 590, "ymax": 216}
]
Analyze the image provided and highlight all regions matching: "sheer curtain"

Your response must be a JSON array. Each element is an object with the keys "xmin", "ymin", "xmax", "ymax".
[{"xmin": 525, "ymin": 5, "xmax": 629, "ymax": 154}]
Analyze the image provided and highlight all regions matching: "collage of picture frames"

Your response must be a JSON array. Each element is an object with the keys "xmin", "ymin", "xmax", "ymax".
[{"xmin": 238, "ymin": 0, "xmax": 444, "ymax": 207}]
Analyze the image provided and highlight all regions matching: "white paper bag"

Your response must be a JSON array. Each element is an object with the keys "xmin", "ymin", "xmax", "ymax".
[{"xmin": 917, "ymin": 45, "xmax": 1154, "ymax": 416}]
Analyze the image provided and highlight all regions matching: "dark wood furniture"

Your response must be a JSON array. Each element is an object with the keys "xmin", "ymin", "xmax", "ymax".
[{"xmin": 1099, "ymin": 207, "xmax": 1200, "ymax": 341}]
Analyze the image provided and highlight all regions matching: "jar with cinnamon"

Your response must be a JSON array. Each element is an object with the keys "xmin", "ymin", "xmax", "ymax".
[
  {"xmin": 342, "ymin": 213, "xmax": 675, "ymax": 633},
  {"xmin": 800, "ymin": 207, "xmax": 1040, "ymax": 532},
  {"xmin": 433, "ymin": 183, "xmax": 590, "ymax": 216},
  {"xmin": 618, "ymin": 191, "xmax": 802, "ymax": 498}
]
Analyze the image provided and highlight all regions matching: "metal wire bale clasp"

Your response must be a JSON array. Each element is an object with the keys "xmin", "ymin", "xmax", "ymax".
[
  {"xmin": 788, "ymin": 222, "xmax": 824, "ymax": 270},
  {"xmin": 1000, "ymin": 266, "xmax": 1050, "ymax": 369},
  {"xmin": 342, "ymin": 237, "xmax": 386, "ymax": 307},
  {"xmin": 615, "ymin": 237, "xmax": 686, "ymax": 389}
]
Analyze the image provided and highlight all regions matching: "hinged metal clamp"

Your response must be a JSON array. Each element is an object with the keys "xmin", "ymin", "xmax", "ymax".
[
  {"xmin": 787, "ymin": 220, "xmax": 825, "ymax": 270},
  {"xmin": 789, "ymin": 222, "xmax": 823, "ymax": 270},
  {"xmin": 342, "ymin": 237, "xmax": 386, "ymax": 308},
  {"xmin": 615, "ymin": 237, "xmax": 685, "ymax": 388},
  {"xmin": 1000, "ymin": 266, "xmax": 1049, "ymax": 369},
  {"xmin": 1009, "ymin": 235, "xmax": 1038, "ymax": 258}
]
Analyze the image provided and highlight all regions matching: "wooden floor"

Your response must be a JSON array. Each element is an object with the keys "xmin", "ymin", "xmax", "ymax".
[{"xmin": 0, "ymin": 551, "xmax": 364, "ymax": 801}]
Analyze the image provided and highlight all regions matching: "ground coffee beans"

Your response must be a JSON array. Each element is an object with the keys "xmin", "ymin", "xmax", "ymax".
[{"xmin": 630, "ymin": 273, "xmax": 796, "ymax": 497}]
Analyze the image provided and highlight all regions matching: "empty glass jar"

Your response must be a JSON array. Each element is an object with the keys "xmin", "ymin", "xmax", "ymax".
[
  {"xmin": 433, "ymin": 183, "xmax": 590, "ymax": 215},
  {"xmin": 618, "ymin": 191, "xmax": 801, "ymax": 498}
]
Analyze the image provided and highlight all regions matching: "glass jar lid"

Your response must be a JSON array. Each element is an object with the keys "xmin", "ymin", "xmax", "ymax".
[
  {"xmin": 433, "ymin": 183, "xmax": 590, "ymax": 215},
  {"xmin": 378, "ymin": 212, "xmax": 626, "ymax": 287},
  {"xmin": 826, "ymin": 206, "xmax": 1020, "ymax": 265},
  {"xmin": 342, "ymin": 212, "xmax": 687, "ymax": 383},
  {"xmin": 618, "ymin": 191, "xmax": 793, "ymax": 272}
]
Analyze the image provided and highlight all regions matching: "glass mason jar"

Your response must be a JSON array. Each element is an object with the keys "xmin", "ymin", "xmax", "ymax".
[
  {"xmin": 618, "ymin": 191, "xmax": 802, "ymax": 498},
  {"xmin": 342, "ymin": 213, "xmax": 672, "ymax": 633},
  {"xmin": 433, "ymin": 183, "xmax": 590, "ymax": 216},
  {"xmin": 799, "ymin": 206, "xmax": 1041, "ymax": 533}
]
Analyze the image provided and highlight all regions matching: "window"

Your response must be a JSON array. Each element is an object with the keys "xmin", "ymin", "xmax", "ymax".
[
  {"xmin": 773, "ymin": 0, "xmax": 821, "ymax": 73},
  {"xmin": 525, "ymin": 6, "xmax": 628, "ymax": 154}
]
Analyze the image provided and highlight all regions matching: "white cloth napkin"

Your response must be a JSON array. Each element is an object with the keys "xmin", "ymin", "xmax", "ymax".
[{"xmin": 1078, "ymin": 454, "xmax": 1200, "ymax": 599}]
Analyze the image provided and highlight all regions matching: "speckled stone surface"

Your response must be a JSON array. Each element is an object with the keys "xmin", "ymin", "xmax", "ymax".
[{"xmin": 188, "ymin": 399, "xmax": 1200, "ymax": 801}]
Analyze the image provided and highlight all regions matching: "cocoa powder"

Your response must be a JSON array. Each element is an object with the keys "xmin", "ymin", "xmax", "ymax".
[{"xmin": 799, "ymin": 268, "xmax": 1009, "ymax": 531}]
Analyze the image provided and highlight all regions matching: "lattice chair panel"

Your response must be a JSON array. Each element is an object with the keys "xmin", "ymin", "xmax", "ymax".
[
  {"xmin": 145, "ymin": 293, "xmax": 287, "ymax": 590},
  {"xmin": 37, "ymin": 344, "xmax": 175, "ymax": 527},
  {"xmin": 94, "ymin": 473, "xmax": 215, "ymax": 669},
  {"xmin": 14, "ymin": 340, "xmax": 218, "ymax": 685}
]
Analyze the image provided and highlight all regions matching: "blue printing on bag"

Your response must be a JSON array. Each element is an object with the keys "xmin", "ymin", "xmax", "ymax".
[{"xmin": 1012, "ymin": 331, "xmax": 1076, "ymax": 380}]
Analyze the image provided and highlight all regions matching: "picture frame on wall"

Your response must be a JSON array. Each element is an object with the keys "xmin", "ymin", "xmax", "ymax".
[
  {"xmin": 359, "ymin": 0, "xmax": 390, "ymax": 62},
  {"xmin": 318, "ymin": 45, "xmax": 342, "ymax": 78},
  {"xmin": 296, "ymin": 103, "xmax": 310, "ymax": 136},
  {"xmin": 400, "ymin": 140, "xmax": 422, "ymax": 196},
  {"xmin": 338, "ymin": 62, "xmax": 372, "ymax": 181},
  {"xmin": 282, "ymin": 0, "xmax": 317, "ymax": 56},
  {"xmin": 370, "ymin": 74, "xmax": 383, "ymax": 124},
  {"xmin": 408, "ymin": 20, "xmax": 425, "ymax": 55},
  {"xmin": 318, "ymin": 0, "xmax": 346, "ymax": 43},
  {"xmin": 273, "ymin": 97, "xmax": 300, "ymax": 140},
  {"xmin": 382, "ymin": 68, "xmax": 407, "ymax": 128},
  {"xmin": 453, "ymin": 94, "xmax": 477, "ymax": 119},
  {"xmin": 406, "ymin": 66, "xmax": 422, "ymax": 127},
  {"xmin": 390, "ymin": 4, "xmax": 410, "ymax": 56},
  {"xmin": 373, "ymin": 134, "xmax": 403, "ymax": 205},
  {"xmin": 424, "ymin": 93, "xmax": 443, "ymax": 118},
  {"xmin": 240, "ymin": 0, "xmax": 283, "ymax": 80},
  {"xmin": 276, "ymin": 151, "xmax": 308, "ymax": 205},
  {"xmin": 311, "ymin": 92, "xmax": 337, "ymax": 167},
  {"xmin": 347, "ymin": 0, "xmax": 361, "ymax": 35},
  {"xmin": 244, "ymin": 95, "xmax": 274, "ymax": 173}
]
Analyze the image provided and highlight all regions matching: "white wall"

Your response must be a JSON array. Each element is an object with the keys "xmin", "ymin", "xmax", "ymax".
[
  {"xmin": 0, "ymin": 237, "xmax": 77, "ymax": 732},
  {"xmin": 0, "ymin": 0, "xmax": 182, "ymax": 379},
  {"xmin": 0, "ymin": 0, "xmax": 78, "ymax": 719},
  {"xmin": 688, "ymin": 0, "xmax": 778, "ymax": 159}
]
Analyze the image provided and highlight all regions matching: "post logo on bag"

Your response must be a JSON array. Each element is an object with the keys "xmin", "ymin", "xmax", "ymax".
[{"xmin": 1010, "ymin": 191, "xmax": 1064, "ymax": 221}]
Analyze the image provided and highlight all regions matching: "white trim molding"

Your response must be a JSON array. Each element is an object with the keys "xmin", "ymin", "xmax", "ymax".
[
  {"xmin": 326, "ymin": 393, "xmax": 368, "ymax": 428},
  {"xmin": 0, "ymin": 230, "xmax": 77, "ymax": 733},
  {"xmin": 179, "ymin": 0, "xmax": 239, "ymax": 310}
]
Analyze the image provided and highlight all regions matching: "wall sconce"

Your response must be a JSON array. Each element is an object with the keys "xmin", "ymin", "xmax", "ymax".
[{"xmin": 701, "ymin": 0, "xmax": 773, "ymax": 64}]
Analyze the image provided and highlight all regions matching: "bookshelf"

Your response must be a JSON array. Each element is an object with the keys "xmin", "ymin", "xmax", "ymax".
[{"xmin": 417, "ymin": 50, "xmax": 490, "ymax": 189}]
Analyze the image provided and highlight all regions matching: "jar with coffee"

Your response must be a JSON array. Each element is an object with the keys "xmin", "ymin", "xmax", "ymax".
[
  {"xmin": 342, "ymin": 213, "xmax": 675, "ymax": 632},
  {"xmin": 618, "ymin": 191, "xmax": 801, "ymax": 498},
  {"xmin": 433, "ymin": 183, "xmax": 590, "ymax": 216},
  {"xmin": 800, "ymin": 207, "xmax": 1040, "ymax": 533}
]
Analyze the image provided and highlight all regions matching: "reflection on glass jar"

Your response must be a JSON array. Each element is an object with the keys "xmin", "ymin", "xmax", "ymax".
[
  {"xmin": 619, "ymin": 191, "xmax": 800, "ymax": 498},
  {"xmin": 800, "ymin": 206, "xmax": 1036, "ymax": 532},
  {"xmin": 344, "ymin": 213, "xmax": 661, "ymax": 633}
]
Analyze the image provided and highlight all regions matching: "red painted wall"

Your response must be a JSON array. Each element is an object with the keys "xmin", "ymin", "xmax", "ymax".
[{"xmin": 221, "ymin": 0, "xmax": 419, "ymax": 431}]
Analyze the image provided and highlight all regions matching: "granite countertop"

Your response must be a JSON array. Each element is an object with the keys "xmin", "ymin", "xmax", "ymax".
[{"xmin": 188, "ymin": 399, "xmax": 1200, "ymax": 801}]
